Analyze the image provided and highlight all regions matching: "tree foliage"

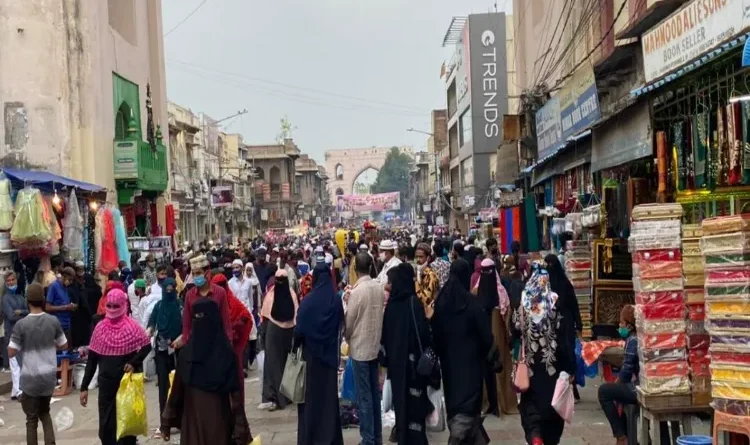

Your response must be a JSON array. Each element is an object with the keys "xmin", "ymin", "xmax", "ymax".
[{"xmin": 370, "ymin": 147, "xmax": 413, "ymax": 209}]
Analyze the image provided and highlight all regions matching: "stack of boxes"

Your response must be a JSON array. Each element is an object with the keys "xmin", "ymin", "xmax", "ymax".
[
  {"xmin": 630, "ymin": 204, "xmax": 690, "ymax": 395},
  {"xmin": 701, "ymin": 215, "xmax": 750, "ymax": 414},
  {"xmin": 565, "ymin": 239, "xmax": 593, "ymax": 340},
  {"xmin": 683, "ymin": 223, "xmax": 711, "ymax": 405}
]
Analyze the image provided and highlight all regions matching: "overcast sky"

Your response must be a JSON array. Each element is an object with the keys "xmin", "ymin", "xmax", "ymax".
[{"xmin": 162, "ymin": 0, "xmax": 512, "ymax": 165}]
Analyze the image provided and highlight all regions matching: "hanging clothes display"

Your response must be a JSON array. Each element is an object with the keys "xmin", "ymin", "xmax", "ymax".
[
  {"xmin": 0, "ymin": 177, "xmax": 13, "ymax": 230},
  {"xmin": 673, "ymin": 122, "xmax": 686, "ymax": 191},
  {"xmin": 728, "ymin": 103, "xmax": 742, "ymax": 185},
  {"xmin": 111, "ymin": 208, "xmax": 130, "ymax": 268},
  {"xmin": 97, "ymin": 207, "xmax": 119, "ymax": 276},
  {"xmin": 85, "ymin": 210, "xmax": 96, "ymax": 274},
  {"xmin": 62, "ymin": 189, "xmax": 83, "ymax": 262},
  {"xmin": 165, "ymin": 204, "xmax": 176, "ymax": 236},
  {"xmin": 44, "ymin": 197, "xmax": 62, "ymax": 256},
  {"xmin": 693, "ymin": 111, "xmax": 708, "ymax": 189},
  {"xmin": 10, "ymin": 187, "xmax": 52, "ymax": 248}
]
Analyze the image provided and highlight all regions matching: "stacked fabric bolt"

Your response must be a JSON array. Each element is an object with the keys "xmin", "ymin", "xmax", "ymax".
[
  {"xmin": 565, "ymin": 239, "xmax": 593, "ymax": 339},
  {"xmin": 701, "ymin": 215, "xmax": 750, "ymax": 415},
  {"xmin": 630, "ymin": 204, "xmax": 689, "ymax": 395},
  {"xmin": 682, "ymin": 224, "xmax": 710, "ymax": 405}
]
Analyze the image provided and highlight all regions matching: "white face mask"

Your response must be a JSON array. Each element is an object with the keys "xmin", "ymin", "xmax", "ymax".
[{"xmin": 379, "ymin": 252, "xmax": 386, "ymax": 262}]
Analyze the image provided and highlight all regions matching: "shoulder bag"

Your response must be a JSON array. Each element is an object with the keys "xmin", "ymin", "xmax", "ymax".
[
  {"xmin": 280, "ymin": 346, "xmax": 306, "ymax": 404},
  {"xmin": 410, "ymin": 296, "xmax": 438, "ymax": 378},
  {"xmin": 513, "ymin": 307, "xmax": 530, "ymax": 393}
]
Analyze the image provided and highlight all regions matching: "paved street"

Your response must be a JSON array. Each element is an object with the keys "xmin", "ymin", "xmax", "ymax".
[{"xmin": 0, "ymin": 372, "xmax": 710, "ymax": 444}]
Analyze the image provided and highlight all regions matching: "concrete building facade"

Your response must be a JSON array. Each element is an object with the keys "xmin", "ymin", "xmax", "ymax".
[
  {"xmin": 0, "ymin": 0, "xmax": 169, "ymax": 197},
  {"xmin": 245, "ymin": 139, "xmax": 301, "ymax": 229}
]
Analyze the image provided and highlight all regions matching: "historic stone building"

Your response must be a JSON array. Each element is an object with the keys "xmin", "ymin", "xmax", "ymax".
[{"xmin": 324, "ymin": 146, "xmax": 413, "ymax": 204}]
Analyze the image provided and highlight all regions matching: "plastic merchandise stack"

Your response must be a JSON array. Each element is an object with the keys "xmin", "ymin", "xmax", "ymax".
[
  {"xmin": 629, "ymin": 204, "xmax": 690, "ymax": 395},
  {"xmin": 683, "ymin": 223, "xmax": 711, "ymax": 405},
  {"xmin": 701, "ymin": 215, "xmax": 750, "ymax": 415},
  {"xmin": 565, "ymin": 239, "xmax": 593, "ymax": 340}
]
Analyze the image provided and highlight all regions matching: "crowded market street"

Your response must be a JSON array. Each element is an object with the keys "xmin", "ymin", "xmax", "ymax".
[{"xmin": 0, "ymin": 376, "xmax": 693, "ymax": 445}]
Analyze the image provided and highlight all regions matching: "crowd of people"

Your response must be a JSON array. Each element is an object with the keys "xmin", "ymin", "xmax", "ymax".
[{"xmin": 0, "ymin": 226, "xmax": 601, "ymax": 445}]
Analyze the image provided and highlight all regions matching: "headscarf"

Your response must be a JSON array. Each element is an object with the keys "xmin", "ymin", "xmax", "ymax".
[
  {"xmin": 477, "ymin": 258, "xmax": 510, "ymax": 315},
  {"xmin": 522, "ymin": 262, "xmax": 558, "ymax": 329},
  {"xmin": 182, "ymin": 299, "xmax": 239, "ymax": 393},
  {"xmin": 297, "ymin": 261, "xmax": 310, "ymax": 276},
  {"xmin": 435, "ymin": 258, "xmax": 473, "ymax": 313},
  {"xmin": 245, "ymin": 262, "xmax": 259, "ymax": 287},
  {"xmin": 470, "ymin": 256, "xmax": 483, "ymax": 289},
  {"xmin": 97, "ymin": 280, "xmax": 127, "ymax": 315},
  {"xmin": 387, "ymin": 263, "xmax": 417, "ymax": 302},
  {"xmin": 89, "ymin": 289, "xmax": 150, "ymax": 356},
  {"xmin": 212, "ymin": 272, "xmax": 252, "ymax": 343},
  {"xmin": 271, "ymin": 270, "xmax": 295, "ymax": 322},
  {"xmin": 621, "ymin": 304, "xmax": 636, "ymax": 330},
  {"xmin": 155, "ymin": 277, "xmax": 182, "ymax": 341},
  {"xmin": 544, "ymin": 253, "xmax": 575, "ymax": 298},
  {"xmin": 295, "ymin": 262, "xmax": 344, "ymax": 368}
]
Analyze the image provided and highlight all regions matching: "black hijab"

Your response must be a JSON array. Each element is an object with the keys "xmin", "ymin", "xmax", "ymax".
[
  {"xmin": 296, "ymin": 263, "xmax": 344, "ymax": 368},
  {"xmin": 436, "ymin": 259, "xmax": 473, "ymax": 313},
  {"xmin": 271, "ymin": 275, "xmax": 296, "ymax": 322},
  {"xmin": 544, "ymin": 254, "xmax": 574, "ymax": 296},
  {"xmin": 182, "ymin": 299, "xmax": 239, "ymax": 393},
  {"xmin": 477, "ymin": 264, "xmax": 500, "ymax": 313},
  {"xmin": 388, "ymin": 262, "xmax": 417, "ymax": 302}
]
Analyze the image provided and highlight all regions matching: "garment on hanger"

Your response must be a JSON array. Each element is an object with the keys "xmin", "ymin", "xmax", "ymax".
[
  {"xmin": 63, "ymin": 189, "xmax": 84, "ymax": 262},
  {"xmin": 98, "ymin": 208, "xmax": 119, "ymax": 275},
  {"xmin": 10, "ymin": 187, "xmax": 52, "ymax": 248},
  {"xmin": 0, "ymin": 178, "xmax": 13, "ymax": 230},
  {"xmin": 111, "ymin": 208, "xmax": 131, "ymax": 268}
]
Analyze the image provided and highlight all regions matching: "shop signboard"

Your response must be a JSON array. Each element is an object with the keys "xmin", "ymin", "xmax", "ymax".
[
  {"xmin": 336, "ymin": 192, "xmax": 401, "ymax": 213},
  {"xmin": 113, "ymin": 141, "xmax": 138, "ymax": 180},
  {"xmin": 210, "ymin": 186, "xmax": 233, "ymax": 207},
  {"xmin": 558, "ymin": 64, "xmax": 600, "ymax": 140},
  {"xmin": 535, "ymin": 97, "xmax": 562, "ymax": 160},
  {"xmin": 591, "ymin": 101, "xmax": 652, "ymax": 172},
  {"xmin": 260, "ymin": 209, "xmax": 268, "ymax": 221},
  {"xmin": 642, "ymin": 0, "xmax": 746, "ymax": 83}
]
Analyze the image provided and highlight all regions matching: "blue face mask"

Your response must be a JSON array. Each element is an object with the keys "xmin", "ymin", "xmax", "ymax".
[
  {"xmin": 7, "ymin": 285, "xmax": 17, "ymax": 293},
  {"xmin": 193, "ymin": 275, "xmax": 207, "ymax": 287},
  {"xmin": 232, "ymin": 270, "xmax": 241, "ymax": 278},
  {"xmin": 618, "ymin": 327, "xmax": 630, "ymax": 339}
]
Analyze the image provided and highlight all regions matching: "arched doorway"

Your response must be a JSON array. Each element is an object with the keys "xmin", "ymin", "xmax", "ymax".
[
  {"xmin": 270, "ymin": 166, "xmax": 281, "ymax": 191},
  {"xmin": 352, "ymin": 167, "xmax": 379, "ymax": 195},
  {"xmin": 114, "ymin": 102, "xmax": 132, "ymax": 139}
]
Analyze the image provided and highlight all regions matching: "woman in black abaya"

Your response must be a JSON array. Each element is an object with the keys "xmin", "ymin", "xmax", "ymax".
[
  {"xmin": 544, "ymin": 254, "xmax": 582, "ymax": 401},
  {"xmin": 432, "ymin": 259, "xmax": 496, "ymax": 444},
  {"xmin": 381, "ymin": 263, "xmax": 431, "ymax": 445},
  {"xmin": 295, "ymin": 262, "xmax": 345, "ymax": 445}
]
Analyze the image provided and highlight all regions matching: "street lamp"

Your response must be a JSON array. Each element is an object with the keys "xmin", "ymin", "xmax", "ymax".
[{"xmin": 406, "ymin": 128, "xmax": 442, "ymax": 217}]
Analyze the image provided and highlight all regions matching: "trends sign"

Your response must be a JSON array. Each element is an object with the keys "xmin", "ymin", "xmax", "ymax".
[{"xmin": 469, "ymin": 13, "xmax": 509, "ymax": 153}]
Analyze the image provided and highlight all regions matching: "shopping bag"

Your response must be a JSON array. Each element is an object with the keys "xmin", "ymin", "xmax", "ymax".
[
  {"xmin": 551, "ymin": 371, "xmax": 575, "ymax": 424},
  {"xmin": 279, "ymin": 347, "xmax": 306, "ymax": 404},
  {"xmin": 426, "ymin": 387, "xmax": 446, "ymax": 432},
  {"xmin": 575, "ymin": 338, "xmax": 597, "ymax": 386},
  {"xmin": 382, "ymin": 379, "xmax": 393, "ymax": 413},
  {"xmin": 340, "ymin": 357, "xmax": 357, "ymax": 402},
  {"xmin": 249, "ymin": 435, "xmax": 261, "ymax": 445},
  {"xmin": 167, "ymin": 370, "xmax": 175, "ymax": 399},
  {"xmin": 256, "ymin": 350, "xmax": 265, "ymax": 378},
  {"xmin": 115, "ymin": 372, "xmax": 148, "ymax": 440}
]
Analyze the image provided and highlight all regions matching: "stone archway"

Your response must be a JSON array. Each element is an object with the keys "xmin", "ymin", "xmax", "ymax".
[{"xmin": 351, "ymin": 166, "xmax": 379, "ymax": 195}]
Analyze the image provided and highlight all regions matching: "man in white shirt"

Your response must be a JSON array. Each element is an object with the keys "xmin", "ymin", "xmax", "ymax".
[
  {"xmin": 375, "ymin": 240, "xmax": 401, "ymax": 287},
  {"xmin": 228, "ymin": 259, "xmax": 252, "ymax": 311}
]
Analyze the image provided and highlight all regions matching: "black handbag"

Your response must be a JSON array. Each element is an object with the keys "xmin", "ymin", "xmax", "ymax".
[{"xmin": 410, "ymin": 296, "xmax": 438, "ymax": 378}]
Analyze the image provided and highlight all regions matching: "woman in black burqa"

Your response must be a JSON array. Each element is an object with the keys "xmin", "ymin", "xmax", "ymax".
[
  {"xmin": 160, "ymin": 299, "xmax": 251, "ymax": 445},
  {"xmin": 380, "ymin": 263, "xmax": 432, "ymax": 445},
  {"xmin": 294, "ymin": 262, "xmax": 345, "ymax": 445},
  {"xmin": 544, "ymin": 253, "xmax": 582, "ymax": 401},
  {"xmin": 432, "ymin": 258, "xmax": 496, "ymax": 444}
]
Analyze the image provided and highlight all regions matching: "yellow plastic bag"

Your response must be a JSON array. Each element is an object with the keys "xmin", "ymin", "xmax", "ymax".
[
  {"xmin": 116, "ymin": 372, "xmax": 148, "ymax": 440},
  {"xmin": 167, "ymin": 370, "xmax": 175, "ymax": 399},
  {"xmin": 250, "ymin": 436, "xmax": 261, "ymax": 445}
]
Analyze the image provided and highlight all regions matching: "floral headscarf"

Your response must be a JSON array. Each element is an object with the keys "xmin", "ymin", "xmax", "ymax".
[{"xmin": 521, "ymin": 261, "xmax": 558, "ymax": 329}]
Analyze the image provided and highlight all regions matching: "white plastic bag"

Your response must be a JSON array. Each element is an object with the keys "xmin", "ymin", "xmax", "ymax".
[
  {"xmin": 256, "ymin": 350, "xmax": 265, "ymax": 379},
  {"xmin": 551, "ymin": 371, "xmax": 575, "ymax": 423},
  {"xmin": 54, "ymin": 406, "xmax": 75, "ymax": 432},
  {"xmin": 382, "ymin": 379, "xmax": 393, "ymax": 413},
  {"xmin": 426, "ymin": 387, "xmax": 446, "ymax": 432}
]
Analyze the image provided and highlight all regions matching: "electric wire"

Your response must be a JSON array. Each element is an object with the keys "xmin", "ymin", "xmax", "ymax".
[{"xmin": 164, "ymin": 0, "xmax": 211, "ymax": 37}]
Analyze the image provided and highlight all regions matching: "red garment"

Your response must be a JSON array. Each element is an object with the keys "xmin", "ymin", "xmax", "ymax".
[
  {"xmin": 182, "ymin": 283, "xmax": 232, "ymax": 343},
  {"xmin": 99, "ymin": 210, "xmax": 119, "ymax": 275},
  {"xmin": 97, "ymin": 281, "xmax": 127, "ymax": 315},
  {"xmin": 165, "ymin": 204, "xmax": 176, "ymax": 236}
]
